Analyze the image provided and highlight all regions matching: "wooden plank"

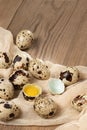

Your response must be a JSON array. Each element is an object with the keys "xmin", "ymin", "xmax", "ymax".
[
  {"xmin": 0, "ymin": 125, "xmax": 57, "ymax": 130},
  {"xmin": 8, "ymin": 0, "xmax": 87, "ymax": 66},
  {"xmin": 0, "ymin": 0, "xmax": 87, "ymax": 130},
  {"xmin": 0, "ymin": 0, "xmax": 23, "ymax": 28}
]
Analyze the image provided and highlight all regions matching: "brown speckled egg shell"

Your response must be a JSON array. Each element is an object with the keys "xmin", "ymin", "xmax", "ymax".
[
  {"xmin": 72, "ymin": 95, "xmax": 87, "ymax": 112},
  {"xmin": 9, "ymin": 69, "xmax": 31, "ymax": 90},
  {"xmin": 0, "ymin": 99, "xmax": 20, "ymax": 121},
  {"xmin": 12, "ymin": 54, "xmax": 30, "ymax": 70},
  {"xmin": 29, "ymin": 59, "xmax": 50, "ymax": 80},
  {"xmin": 0, "ymin": 78, "xmax": 14, "ymax": 100},
  {"xmin": 16, "ymin": 30, "xmax": 34, "ymax": 50},
  {"xmin": 0, "ymin": 52, "xmax": 12, "ymax": 69},
  {"xmin": 59, "ymin": 67, "xmax": 79, "ymax": 86},
  {"xmin": 33, "ymin": 96, "xmax": 57, "ymax": 118}
]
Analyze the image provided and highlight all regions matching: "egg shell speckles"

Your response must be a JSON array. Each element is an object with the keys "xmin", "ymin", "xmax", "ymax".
[
  {"xmin": 16, "ymin": 30, "xmax": 34, "ymax": 50},
  {"xmin": 33, "ymin": 96, "xmax": 57, "ymax": 118},
  {"xmin": 9, "ymin": 69, "xmax": 31, "ymax": 90},
  {"xmin": 0, "ymin": 78, "xmax": 14, "ymax": 100},
  {"xmin": 0, "ymin": 52, "xmax": 12, "ymax": 69},
  {"xmin": 29, "ymin": 59, "xmax": 50, "ymax": 80},
  {"xmin": 0, "ymin": 99, "xmax": 20, "ymax": 121},
  {"xmin": 12, "ymin": 54, "xmax": 30, "ymax": 70},
  {"xmin": 72, "ymin": 95, "xmax": 87, "ymax": 112},
  {"xmin": 59, "ymin": 67, "xmax": 79, "ymax": 86}
]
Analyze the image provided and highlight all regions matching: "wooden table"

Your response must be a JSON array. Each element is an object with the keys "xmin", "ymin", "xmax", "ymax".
[{"xmin": 0, "ymin": 0, "xmax": 87, "ymax": 129}]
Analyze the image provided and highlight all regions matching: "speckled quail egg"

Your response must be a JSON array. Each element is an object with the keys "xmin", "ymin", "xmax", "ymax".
[
  {"xmin": 0, "ymin": 52, "xmax": 11, "ymax": 69},
  {"xmin": 72, "ymin": 95, "xmax": 87, "ymax": 112},
  {"xmin": 29, "ymin": 59, "xmax": 50, "ymax": 80},
  {"xmin": 59, "ymin": 67, "xmax": 79, "ymax": 86},
  {"xmin": 12, "ymin": 54, "xmax": 30, "ymax": 70},
  {"xmin": 33, "ymin": 96, "xmax": 57, "ymax": 118},
  {"xmin": 0, "ymin": 99, "xmax": 20, "ymax": 121},
  {"xmin": 16, "ymin": 30, "xmax": 34, "ymax": 50},
  {"xmin": 9, "ymin": 69, "xmax": 31, "ymax": 90},
  {"xmin": 0, "ymin": 78, "xmax": 14, "ymax": 100}
]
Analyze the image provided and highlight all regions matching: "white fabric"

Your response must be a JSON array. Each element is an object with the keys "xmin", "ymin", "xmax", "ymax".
[{"xmin": 0, "ymin": 27, "xmax": 87, "ymax": 130}]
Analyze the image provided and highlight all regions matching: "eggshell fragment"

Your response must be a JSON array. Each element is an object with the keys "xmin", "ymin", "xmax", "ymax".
[{"xmin": 48, "ymin": 78, "xmax": 65, "ymax": 95}]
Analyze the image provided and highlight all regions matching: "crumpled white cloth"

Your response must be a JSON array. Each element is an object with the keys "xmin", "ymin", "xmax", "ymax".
[{"xmin": 0, "ymin": 27, "xmax": 87, "ymax": 130}]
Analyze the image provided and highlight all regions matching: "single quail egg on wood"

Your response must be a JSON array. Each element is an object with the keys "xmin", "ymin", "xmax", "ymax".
[
  {"xmin": 0, "ymin": 78, "xmax": 14, "ymax": 100},
  {"xmin": 0, "ymin": 52, "xmax": 12, "ymax": 69},
  {"xmin": 59, "ymin": 67, "xmax": 79, "ymax": 86},
  {"xmin": 0, "ymin": 99, "xmax": 20, "ymax": 121},
  {"xmin": 48, "ymin": 78, "xmax": 65, "ymax": 95},
  {"xmin": 29, "ymin": 59, "xmax": 50, "ymax": 80},
  {"xmin": 33, "ymin": 96, "xmax": 57, "ymax": 118},
  {"xmin": 9, "ymin": 69, "xmax": 31, "ymax": 90},
  {"xmin": 71, "ymin": 95, "xmax": 87, "ymax": 112},
  {"xmin": 16, "ymin": 30, "xmax": 34, "ymax": 50}
]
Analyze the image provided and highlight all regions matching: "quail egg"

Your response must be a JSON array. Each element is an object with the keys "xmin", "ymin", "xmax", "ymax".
[
  {"xmin": 16, "ymin": 30, "xmax": 34, "ymax": 50},
  {"xmin": 59, "ymin": 67, "xmax": 79, "ymax": 86},
  {"xmin": 29, "ymin": 59, "xmax": 50, "ymax": 80},
  {"xmin": 33, "ymin": 96, "xmax": 57, "ymax": 118},
  {"xmin": 0, "ymin": 99, "xmax": 20, "ymax": 121},
  {"xmin": 0, "ymin": 52, "xmax": 11, "ymax": 69},
  {"xmin": 0, "ymin": 78, "xmax": 14, "ymax": 100},
  {"xmin": 12, "ymin": 54, "xmax": 30, "ymax": 70},
  {"xmin": 9, "ymin": 69, "xmax": 31, "ymax": 90},
  {"xmin": 72, "ymin": 95, "xmax": 87, "ymax": 112}
]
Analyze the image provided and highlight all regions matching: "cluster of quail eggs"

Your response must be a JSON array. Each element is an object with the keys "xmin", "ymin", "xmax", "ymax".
[
  {"xmin": 0, "ymin": 29, "xmax": 54, "ymax": 120},
  {"xmin": 0, "ymin": 29, "xmax": 81, "ymax": 121},
  {"xmin": 0, "ymin": 29, "xmax": 35, "ymax": 121}
]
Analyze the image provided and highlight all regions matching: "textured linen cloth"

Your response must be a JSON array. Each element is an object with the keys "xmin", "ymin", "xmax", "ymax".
[{"xmin": 0, "ymin": 27, "xmax": 87, "ymax": 130}]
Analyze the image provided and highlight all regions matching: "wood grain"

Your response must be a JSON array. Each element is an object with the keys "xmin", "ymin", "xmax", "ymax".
[{"xmin": 0, "ymin": 0, "xmax": 87, "ymax": 130}]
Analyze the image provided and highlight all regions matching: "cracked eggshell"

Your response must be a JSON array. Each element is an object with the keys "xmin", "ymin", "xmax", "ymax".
[
  {"xmin": 0, "ymin": 52, "xmax": 12, "ymax": 69},
  {"xmin": 16, "ymin": 30, "xmax": 34, "ymax": 50},
  {"xmin": 72, "ymin": 95, "xmax": 87, "ymax": 112},
  {"xmin": 29, "ymin": 59, "xmax": 50, "ymax": 80},
  {"xmin": 0, "ymin": 99, "xmax": 20, "ymax": 121},
  {"xmin": 9, "ymin": 69, "xmax": 31, "ymax": 90},
  {"xmin": 22, "ymin": 84, "xmax": 42, "ymax": 101},
  {"xmin": 33, "ymin": 96, "xmax": 57, "ymax": 118},
  {"xmin": 59, "ymin": 67, "xmax": 79, "ymax": 86},
  {"xmin": 48, "ymin": 78, "xmax": 65, "ymax": 95},
  {"xmin": 0, "ymin": 78, "xmax": 14, "ymax": 100}
]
